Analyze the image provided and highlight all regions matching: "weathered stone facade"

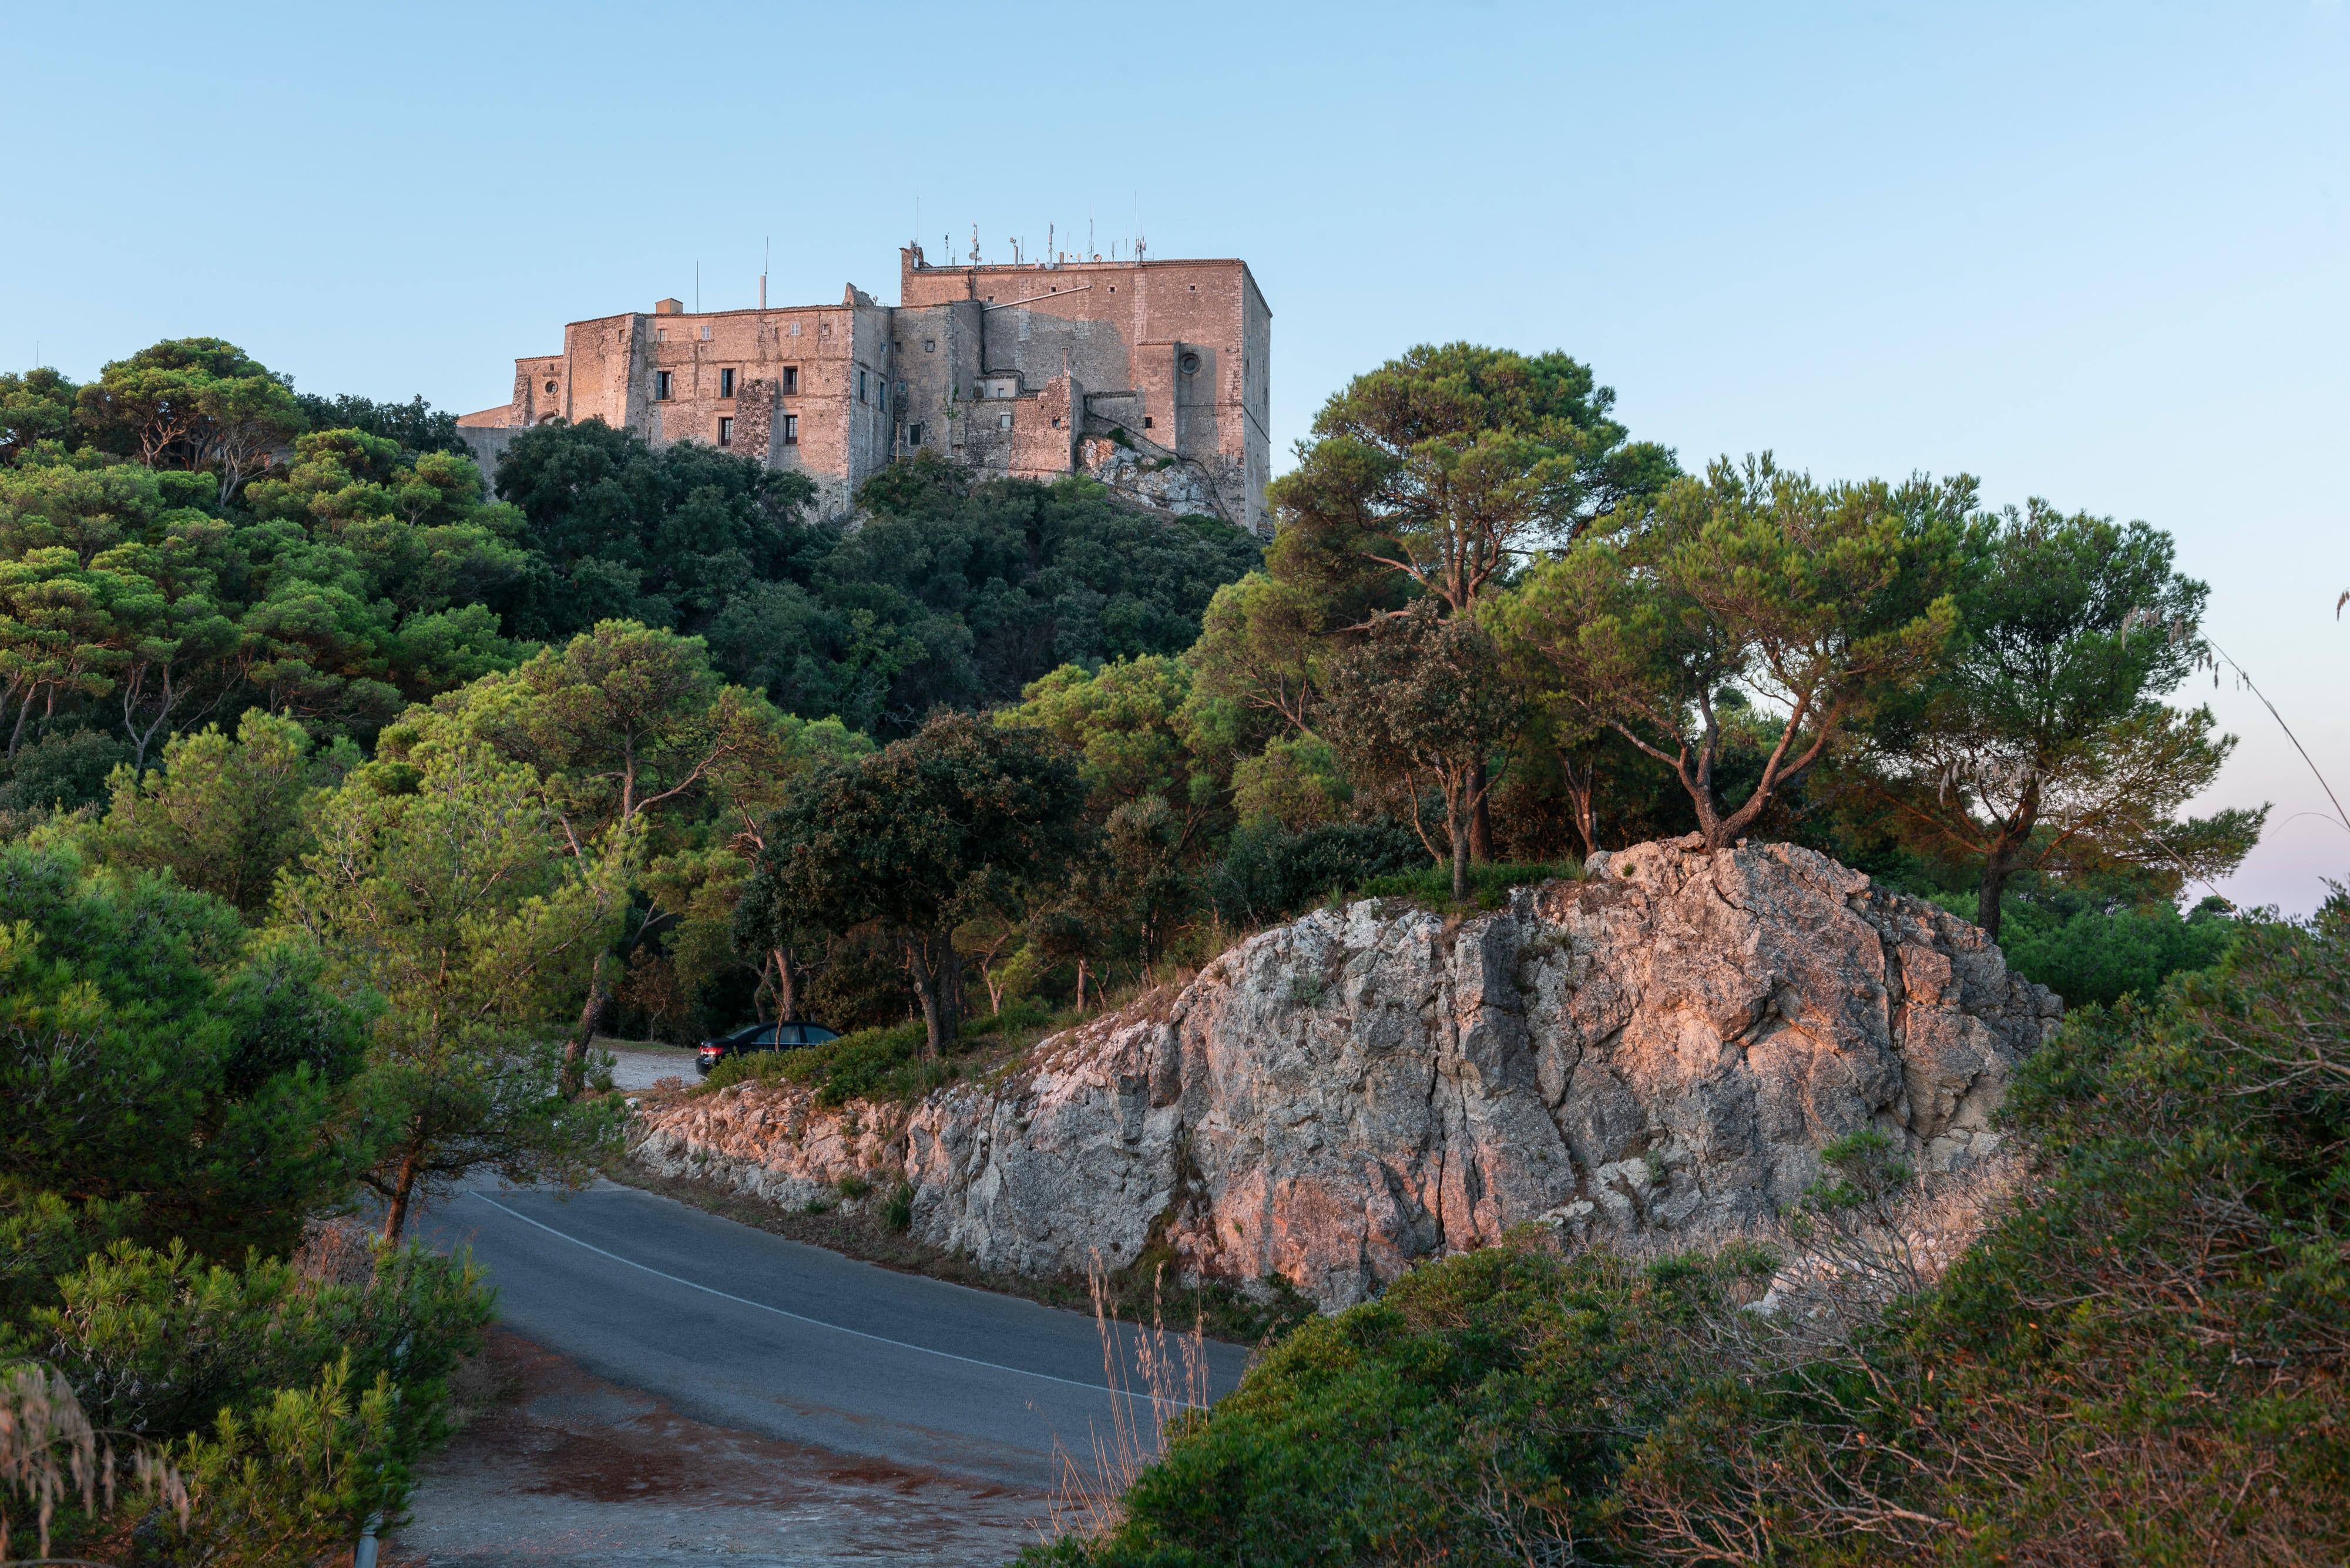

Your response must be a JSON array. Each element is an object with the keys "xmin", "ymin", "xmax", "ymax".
[{"xmin": 458, "ymin": 247, "xmax": 1271, "ymax": 534}]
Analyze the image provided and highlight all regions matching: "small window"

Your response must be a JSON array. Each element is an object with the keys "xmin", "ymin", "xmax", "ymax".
[
  {"xmin": 717, "ymin": 417, "xmax": 733, "ymax": 446},
  {"xmin": 543, "ymin": 379, "xmax": 558, "ymax": 395},
  {"xmin": 923, "ymin": 338, "xmax": 935, "ymax": 353},
  {"xmin": 998, "ymin": 412, "xmax": 1013, "ymax": 430},
  {"xmin": 656, "ymin": 327, "xmax": 667, "ymax": 341},
  {"xmin": 858, "ymin": 369, "xmax": 868, "ymax": 404},
  {"xmin": 720, "ymin": 368, "xmax": 736, "ymax": 397},
  {"xmin": 701, "ymin": 325, "xmax": 711, "ymax": 340},
  {"xmin": 1108, "ymin": 286, "xmax": 1115, "ymax": 293},
  {"xmin": 1143, "ymin": 417, "xmax": 1154, "ymax": 428},
  {"xmin": 878, "ymin": 380, "xmax": 887, "ymax": 412},
  {"xmin": 654, "ymin": 370, "xmax": 673, "ymax": 401},
  {"xmin": 781, "ymin": 414, "xmax": 798, "ymax": 445},
  {"xmin": 1180, "ymin": 352, "xmax": 1201, "ymax": 375},
  {"xmin": 780, "ymin": 366, "xmax": 798, "ymax": 394},
  {"xmin": 908, "ymin": 423, "xmax": 922, "ymax": 446}
]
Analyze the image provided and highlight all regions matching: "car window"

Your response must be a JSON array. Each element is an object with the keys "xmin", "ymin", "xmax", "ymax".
[
  {"xmin": 802, "ymin": 1024, "xmax": 838, "ymax": 1045},
  {"xmin": 775, "ymin": 1024, "xmax": 805, "ymax": 1046}
]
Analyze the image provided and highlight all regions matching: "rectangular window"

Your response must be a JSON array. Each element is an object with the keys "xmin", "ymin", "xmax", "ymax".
[
  {"xmin": 998, "ymin": 412, "xmax": 1013, "ymax": 430},
  {"xmin": 720, "ymin": 368, "xmax": 736, "ymax": 397},
  {"xmin": 781, "ymin": 414, "xmax": 798, "ymax": 445},
  {"xmin": 879, "ymin": 380, "xmax": 888, "ymax": 412},
  {"xmin": 923, "ymin": 338, "xmax": 935, "ymax": 353},
  {"xmin": 858, "ymin": 369, "xmax": 868, "ymax": 404},
  {"xmin": 654, "ymin": 370, "xmax": 673, "ymax": 401},
  {"xmin": 717, "ymin": 417, "xmax": 733, "ymax": 446},
  {"xmin": 780, "ymin": 366, "xmax": 798, "ymax": 394},
  {"xmin": 907, "ymin": 423, "xmax": 922, "ymax": 446}
]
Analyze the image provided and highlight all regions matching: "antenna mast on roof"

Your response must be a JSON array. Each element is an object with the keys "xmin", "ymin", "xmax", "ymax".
[{"xmin": 760, "ymin": 237, "xmax": 768, "ymax": 310}]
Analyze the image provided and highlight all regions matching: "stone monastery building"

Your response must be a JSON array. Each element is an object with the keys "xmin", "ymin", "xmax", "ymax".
[{"xmin": 458, "ymin": 245, "xmax": 1272, "ymax": 535}]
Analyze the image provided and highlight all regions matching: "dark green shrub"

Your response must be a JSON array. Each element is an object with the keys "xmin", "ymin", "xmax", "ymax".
[
  {"xmin": 1206, "ymin": 818, "xmax": 1425, "ymax": 926},
  {"xmin": 881, "ymin": 1183, "xmax": 914, "ymax": 1233},
  {"xmin": 696, "ymin": 998, "xmax": 1063, "ymax": 1105},
  {"xmin": 1024, "ymin": 1241, "xmax": 1759, "ymax": 1567},
  {"xmin": 1988, "ymin": 889, "xmax": 2240, "ymax": 1006}
]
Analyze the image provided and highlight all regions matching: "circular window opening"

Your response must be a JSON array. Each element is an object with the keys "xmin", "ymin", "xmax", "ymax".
[
  {"xmin": 544, "ymin": 380, "xmax": 558, "ymax": 394},
  {"xmin": 1179, "ymin": 352, "xmax": 1201, "ymax": 375}
]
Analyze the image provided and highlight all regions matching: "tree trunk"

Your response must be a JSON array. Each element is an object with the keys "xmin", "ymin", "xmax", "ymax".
[
  {"xmin": 770, "ymin": 946, "xmax": 799, "ymax": 1021},
  {"xmin": 560, "ymin": 955, "xmax": 612, "ymax": 1097},
  {"xmin": 1976, "ymin": 845, "xmax": 2015, "ymax": 944},
  {"xmin": 381, "ymin": 1147, "xmax": 422, "ymax": 1243},
  {"xmin": 907, "ymin": 929, "xmax": 962, "ymax": 1059},
  {"xmin": 1469, "ymin": 760, "xmax": 1493, "ymax": 862},
  {"xmin": 1562, "ymin": 751, "xmax": 1598, "ymax": 859},
  {"xmin": 1451, "ymin": 813, "xmax": 1473, "ymax": 903}
]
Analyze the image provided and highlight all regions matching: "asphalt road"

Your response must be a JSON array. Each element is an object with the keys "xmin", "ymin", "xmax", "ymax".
[{"xmin": 415, "ymin": 1180, "xmax": 1254, "ymax": 1491}]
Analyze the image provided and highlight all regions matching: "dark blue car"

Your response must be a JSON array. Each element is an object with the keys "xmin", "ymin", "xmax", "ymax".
[{"xmin": 694, "ymin": 1020, "xmax": 840, "ymax": 1076}]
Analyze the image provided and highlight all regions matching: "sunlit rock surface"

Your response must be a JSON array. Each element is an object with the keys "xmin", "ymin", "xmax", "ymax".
[{"xmin": 634, "ymin": 840, "xmax": 2059, "ymax": 1310}]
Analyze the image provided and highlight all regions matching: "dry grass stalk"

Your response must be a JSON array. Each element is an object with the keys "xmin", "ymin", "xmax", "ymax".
[
  {"xmin": 0, "ymin": 1363, "xmax": 187, "ymax": 1563},
  {"xmin": 1040, "ymin": 1253, "xmax": 1212, "ymax": 1543}
]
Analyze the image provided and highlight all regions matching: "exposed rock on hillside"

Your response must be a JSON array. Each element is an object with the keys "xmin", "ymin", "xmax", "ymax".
[{"xmin": 634, "ymin": 840, "xmax": 2058, "ymax": 1309}]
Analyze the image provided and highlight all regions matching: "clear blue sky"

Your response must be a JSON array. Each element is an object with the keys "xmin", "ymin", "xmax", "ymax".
[{"xmin": 8, "ymin": 1, "xmax": 2345, "ymax": 911}]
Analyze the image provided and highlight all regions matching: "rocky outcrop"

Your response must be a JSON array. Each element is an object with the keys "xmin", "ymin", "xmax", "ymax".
[{"xmin": 634, "ymin": 840, "xmax": 2059, "ymax": 1310}]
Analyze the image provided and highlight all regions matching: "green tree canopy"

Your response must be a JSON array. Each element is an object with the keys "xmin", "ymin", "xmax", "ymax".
[
  {"xmin": 1862, "ymin": 501, "xmax": 2262, "ymax": 937},
  {"xmin": 1494, "ymin": 456, "xmax": 1967, "ymax": 850},
  {"xmin": 0, "ymin": 840, "xmax": 369, "ymax": 1273},
  {"xmin": 1322, "ymin": 601, "xmax": 1528, "ymax": 899},
  {"xmin": 290, "ymin": 391, "xmax": 471, "ymax": 457},
  {"xmin": 741, "ymin": 711, "xmax": 1086, "ymax": 1056},
  {"xmin": 73, "ymin": 338, "xmax": 305, "ymax": 502},
  {"xmin": 1266, "ymin": 342, "xmax": 1678, "ymax": 622},
  {"xmin": 274, "ymin": 743, "xmax": 628, "ymax": 1238},
  {"xmin": 381, "ymin": 620, "xmax": 802, "ymax": 1079},
  {"xmin": 999, "ymin": 655, "xmax": 1207, "ymax": 822},
  {"xmin": 495, "ymin": 431, "xmax": 1258, "ymax": 737},
  {"xmin": 0, "ymin": 434, "xmax": 519, "ymax": 768},
  {"xmin": 91, "ymin": 710, "xmax": 352, "ymax": 919},
  {"xmin": 0, "ymin": 367, "xmax": 81, "ymax": 465}
]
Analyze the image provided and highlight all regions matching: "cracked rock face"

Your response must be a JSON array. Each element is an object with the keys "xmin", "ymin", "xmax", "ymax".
[{"xmin": 635, "ymin": 841, "xmax": 2058, "ymax": 1310}]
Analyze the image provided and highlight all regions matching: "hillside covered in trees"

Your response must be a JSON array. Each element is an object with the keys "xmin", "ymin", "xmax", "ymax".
[{"xmin": 1, "ymin": 333, "xmax": 2322, "ymax": 1563}]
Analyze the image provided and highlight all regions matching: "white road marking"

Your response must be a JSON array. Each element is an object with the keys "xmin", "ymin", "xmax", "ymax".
[{"xmin": 464, "ymin": 1190, "xmax": 1207, "ymax": 1409}]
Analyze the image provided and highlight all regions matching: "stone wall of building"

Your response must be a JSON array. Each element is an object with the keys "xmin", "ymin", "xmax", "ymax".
[{"xmin": 458, "ymin": 247, "xmax": 1270, "ymax": 533}]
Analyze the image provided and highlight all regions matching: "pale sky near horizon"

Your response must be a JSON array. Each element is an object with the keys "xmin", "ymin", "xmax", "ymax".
[{"xmin": 6, "ymin": 1, "xmax": 2345, "ymax": 912}]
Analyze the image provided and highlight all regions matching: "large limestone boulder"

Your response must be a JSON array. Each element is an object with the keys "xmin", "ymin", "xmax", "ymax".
[{"xmin": 635, "ymin": 840, "xmax": 2058, "ymax": 1310}]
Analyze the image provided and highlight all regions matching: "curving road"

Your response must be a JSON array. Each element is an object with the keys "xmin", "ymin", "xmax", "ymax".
[{"xmin": 414, "ymin": 1178, "xmax": 1254, "ymax": 1492}]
